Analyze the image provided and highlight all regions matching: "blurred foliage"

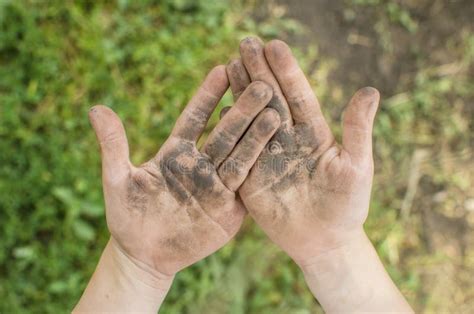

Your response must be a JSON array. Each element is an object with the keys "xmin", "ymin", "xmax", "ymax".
[{"xmin": 1, "ymin": 0, "xmax": 473, "ymax": 313}]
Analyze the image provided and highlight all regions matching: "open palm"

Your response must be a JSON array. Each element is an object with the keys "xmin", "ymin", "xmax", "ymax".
[
  {"xmin": 226, "ymin": 38, "xmax": 380, "ymax": 264},
  {"xmin": 90, "ymin": 66, "xmax": 280, "ymax": 276}
]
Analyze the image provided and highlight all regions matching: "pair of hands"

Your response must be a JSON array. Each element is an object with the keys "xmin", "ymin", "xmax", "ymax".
[
  {"xmin": 92, "ymin": 36, "xmax": 375, "ymax": 275},
  {"xmin": 76, "ymin": 38, "xmax": 412, "ymax": 313}
]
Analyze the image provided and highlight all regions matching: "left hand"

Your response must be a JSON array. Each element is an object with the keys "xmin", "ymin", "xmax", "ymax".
[
  {"xmin": 75, "ymin": 66, "xmax": 280, "ymax": 313},
  {"xmin": 89, "ymin": 66, "xmax": 279, "ymax": 277}
]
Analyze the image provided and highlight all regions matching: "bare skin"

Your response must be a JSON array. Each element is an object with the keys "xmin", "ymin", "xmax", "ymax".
[
  {"xmin": 74, "ymin": 38, "xmax": 412, "ymax": 313},
  {"xmin": 228, "ymin": 37, "xmax": 373, "ymax": 263},
  {"xmin": 74, "ymin": 66, "xmax": 280, "ymax": 312},
  {"xmin": 225, "ymin": 38, "xmax": 413, "ymax": 312}
]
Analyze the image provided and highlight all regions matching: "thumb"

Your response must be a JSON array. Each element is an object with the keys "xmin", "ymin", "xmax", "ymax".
[
  {"xmin": 89, "ymin": 105, "xmax": 130, "ymax": 184},
  {"xmin": 342, "ymin": 87, "xmax": 380, "ymax": 165}
]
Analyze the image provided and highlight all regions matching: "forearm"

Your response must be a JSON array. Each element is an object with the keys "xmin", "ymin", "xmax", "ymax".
[
  {"xmin": 300, "ymin": 229, "xmax": 412, "ymax": 313},
  {"xmin": 74, "ymin": 238, "xmax": 174, "ymax": 313}
]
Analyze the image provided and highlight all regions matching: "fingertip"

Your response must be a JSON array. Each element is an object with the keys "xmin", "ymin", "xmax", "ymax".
[
  {"xmin": 89, "ymin": 104, "xmax": 103, "ymax": 115},
  {"xmin": 89, "ymin": 104, "xmax": 115, "ymax": 114},
  {"xmin": 257, "ymin": 108, "xmax": 281, "ymax": 134},
  {"xmin": 227, "ymin": 58, "xmax": 243, "ymax": 69},
  {"xmin": 247, "ymin": 81, "xmax": 273, "ymax": 102},
  {"xmin": 352, "ymin": 86, "xmax": 380, "ymax": 116},
  {"xmin": 226, "ymin": 58, "xmax": 250, "ymax": 97},
  {"xmin": 87, "ymin": 105, "xmax": 126, "ymax": 140},
  {"xmin": 264, "ymin": 40, "xmax": 296, "ymax": 72},
  {"xmin": 356, "ymin": 86, "xmax": 380, "ymax": 100},
  {"xmin": 88, "ymin": 106, "xmax": 98, "ymax": 121},
  {"xmin": 240, "ymin": 36, "xmax": 264, "ymax": 46},
  {"xmin": 204, "ymin": 64, "xmax": 229, "ymax": 91},
  {"xmin": 264, "ymin": 107, "xmax": 281, "ymax": 125},
  {"xmin": 239, "ymin": 36, "xmax": 264, "ymax": 55},
  {"xmin": 265, "ymin": 39, "xmax": 291, "ymax": 59},
  {"xmin": 209, "ymin": 64, "xmax": 228, "ymax": 80},
  {"xmin": 90, "ymin": 104, "xmax": 120, "ymax": 118},
  {"xmin": 343, "ymin": 88, "xmax": 380, "ymax": 164},
  {"xmin": 88, "ymin": 105, "xmax": 110, "ymax": 125}
]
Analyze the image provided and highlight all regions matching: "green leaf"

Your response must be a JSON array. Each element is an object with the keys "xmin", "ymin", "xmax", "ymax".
[
  {"xmin": 13, "ymin": 246, "xmax": 35, "ymax": 260},
  {"xmin": 72, "ymin": 219, "xmax": 96, "ymax": 242}
]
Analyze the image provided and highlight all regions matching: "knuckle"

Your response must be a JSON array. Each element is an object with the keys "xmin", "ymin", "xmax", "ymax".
[{"xmin": 99, "ymin": 132, "xmax": 122, "ymax": 146}]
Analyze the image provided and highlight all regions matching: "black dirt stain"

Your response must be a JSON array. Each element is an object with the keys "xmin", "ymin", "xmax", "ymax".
[
  {"xmin": 268, "ymin": 95, "xmax": 290, "ymax": 123},
  {"xmin": 295, "ymin": 123, "xmax": 320, "ymax": 149},
  {"xmin": 273, "ymin": 127, "xmax": 294, "ymax": 150},
  {"xmin": 228, "ymin": 60, "xmax": 249, "ymax": 83},
  {"xmin": 306, "ymin": 156, "xmax": 319, "ymax": 179},
  {"xmin": 205, "ymin": 119, "xmax": 247, "ymax": 166},
  {"xmin": 256, "ymin": 117, "xmax": 276, "ymax": 135},
  {"xmin": 177, "ymin": 107, "xmax": 210, "ymax": 140},
  {"xmin": 249, "ymin": 83, "xmax": 270, "ymax": 101},
  {"xmin": 204, "ymin": 131, "xmax": 234, "ymax": 166},
  {"xmin": 160, "ymin": 162, "xmax": 190, "ymax": 204},
  {"xmin": 157, "ymin": 141, "xmax": 220, "ymax": 207},
  {"xmin": 191, "ymin": 155, "xmax": 215, "ymax": 192},
  {"xmin": 126, "ymin": 175, "xmax": 148, "ymax": 212},
  {"xmin": 157, "ymin": 141, "xmax": 196, "ymax": 203},
  {"xmin": 240, "ymin": 37, "xmax": 261, "ymax": 57},
  {"xmin": 163, "ymin": 236, "xmax": 190, "ymax": 255},
  {"xmin": 226, "ymin": 119, "xmax": 247, "ymax": 136},
  {"xmin": 272, "ymin": 166, "xmax": 300, "ymax": 191}
]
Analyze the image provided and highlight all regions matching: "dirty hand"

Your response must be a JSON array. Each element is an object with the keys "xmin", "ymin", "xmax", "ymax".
[
  {"xmin": 74, "ymin": 65, "xmax": 280, "ymax": 312},
  {"xmin": 227, "ymin": 38, "xmax": 378, "ymax": 265},
  {"xmin": 226, "ymin": 38, "xmax": 412, "ymax": 313}
]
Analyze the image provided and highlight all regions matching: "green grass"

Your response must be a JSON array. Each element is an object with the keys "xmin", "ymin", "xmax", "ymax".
[{"xmin": 1, "ymin": 0, "xmax": 473, "ymax": 312}]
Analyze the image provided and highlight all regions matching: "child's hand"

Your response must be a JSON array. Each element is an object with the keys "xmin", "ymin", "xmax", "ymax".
[
  {"xmin": 74, "ymin": 66, "xmax": 281, "ymax": 314},
  {"xmin": 230, "ymin": 38, "xmax": 378, "ymax": 265},
  {"xmin": 226, "ymin": 38, "xmax": 412, "ymax": 313},
  {"xmin": 90, "ymin": 66, "xmax": 279, "ymax": 277}
]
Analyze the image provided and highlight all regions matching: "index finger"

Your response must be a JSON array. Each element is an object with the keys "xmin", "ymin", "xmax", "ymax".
[
  {"xmin": 201, "ymin": 81, "xmax": 273, "ymax": 167},
  {"xmin": 171, "ymin": 65, "xmax": 229, "ymax": 142}
]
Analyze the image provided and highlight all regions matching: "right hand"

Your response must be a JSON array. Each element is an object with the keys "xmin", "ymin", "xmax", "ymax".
[
  {"xmin": 225, "ymin": 37, "xmax": 412, "ymax": 314},
  {"xmin": 226, "ymin": 38, "xmax": 380, "ymax": 266}
]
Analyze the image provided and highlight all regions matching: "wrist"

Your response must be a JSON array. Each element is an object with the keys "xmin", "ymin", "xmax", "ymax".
[
  {"xmin": 107, "ymin": 237, "xmax": 175, "ymax": 293},
  {"xmin": 291, "ymin": 227, "xmax": 366, "ymax": 269},
  {"xmin": 299, "ymin": 229, "xmax": 412, "ymax": 313},
  {"xmin": 298, "ymin": 228, "xmax": 368, "ymax": 272},
  {"xmin": 299, "ymin": 229, "xmax": 372, "ymax": 309},
  {"xmin": 74, "ymin": 238, "xmax": 174, "ymax": 313}
]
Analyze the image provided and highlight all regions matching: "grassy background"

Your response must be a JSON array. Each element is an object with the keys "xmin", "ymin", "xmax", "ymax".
[{"xmin": 0, "ymin": 0, "xmax": 473, "ymax": 312}]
